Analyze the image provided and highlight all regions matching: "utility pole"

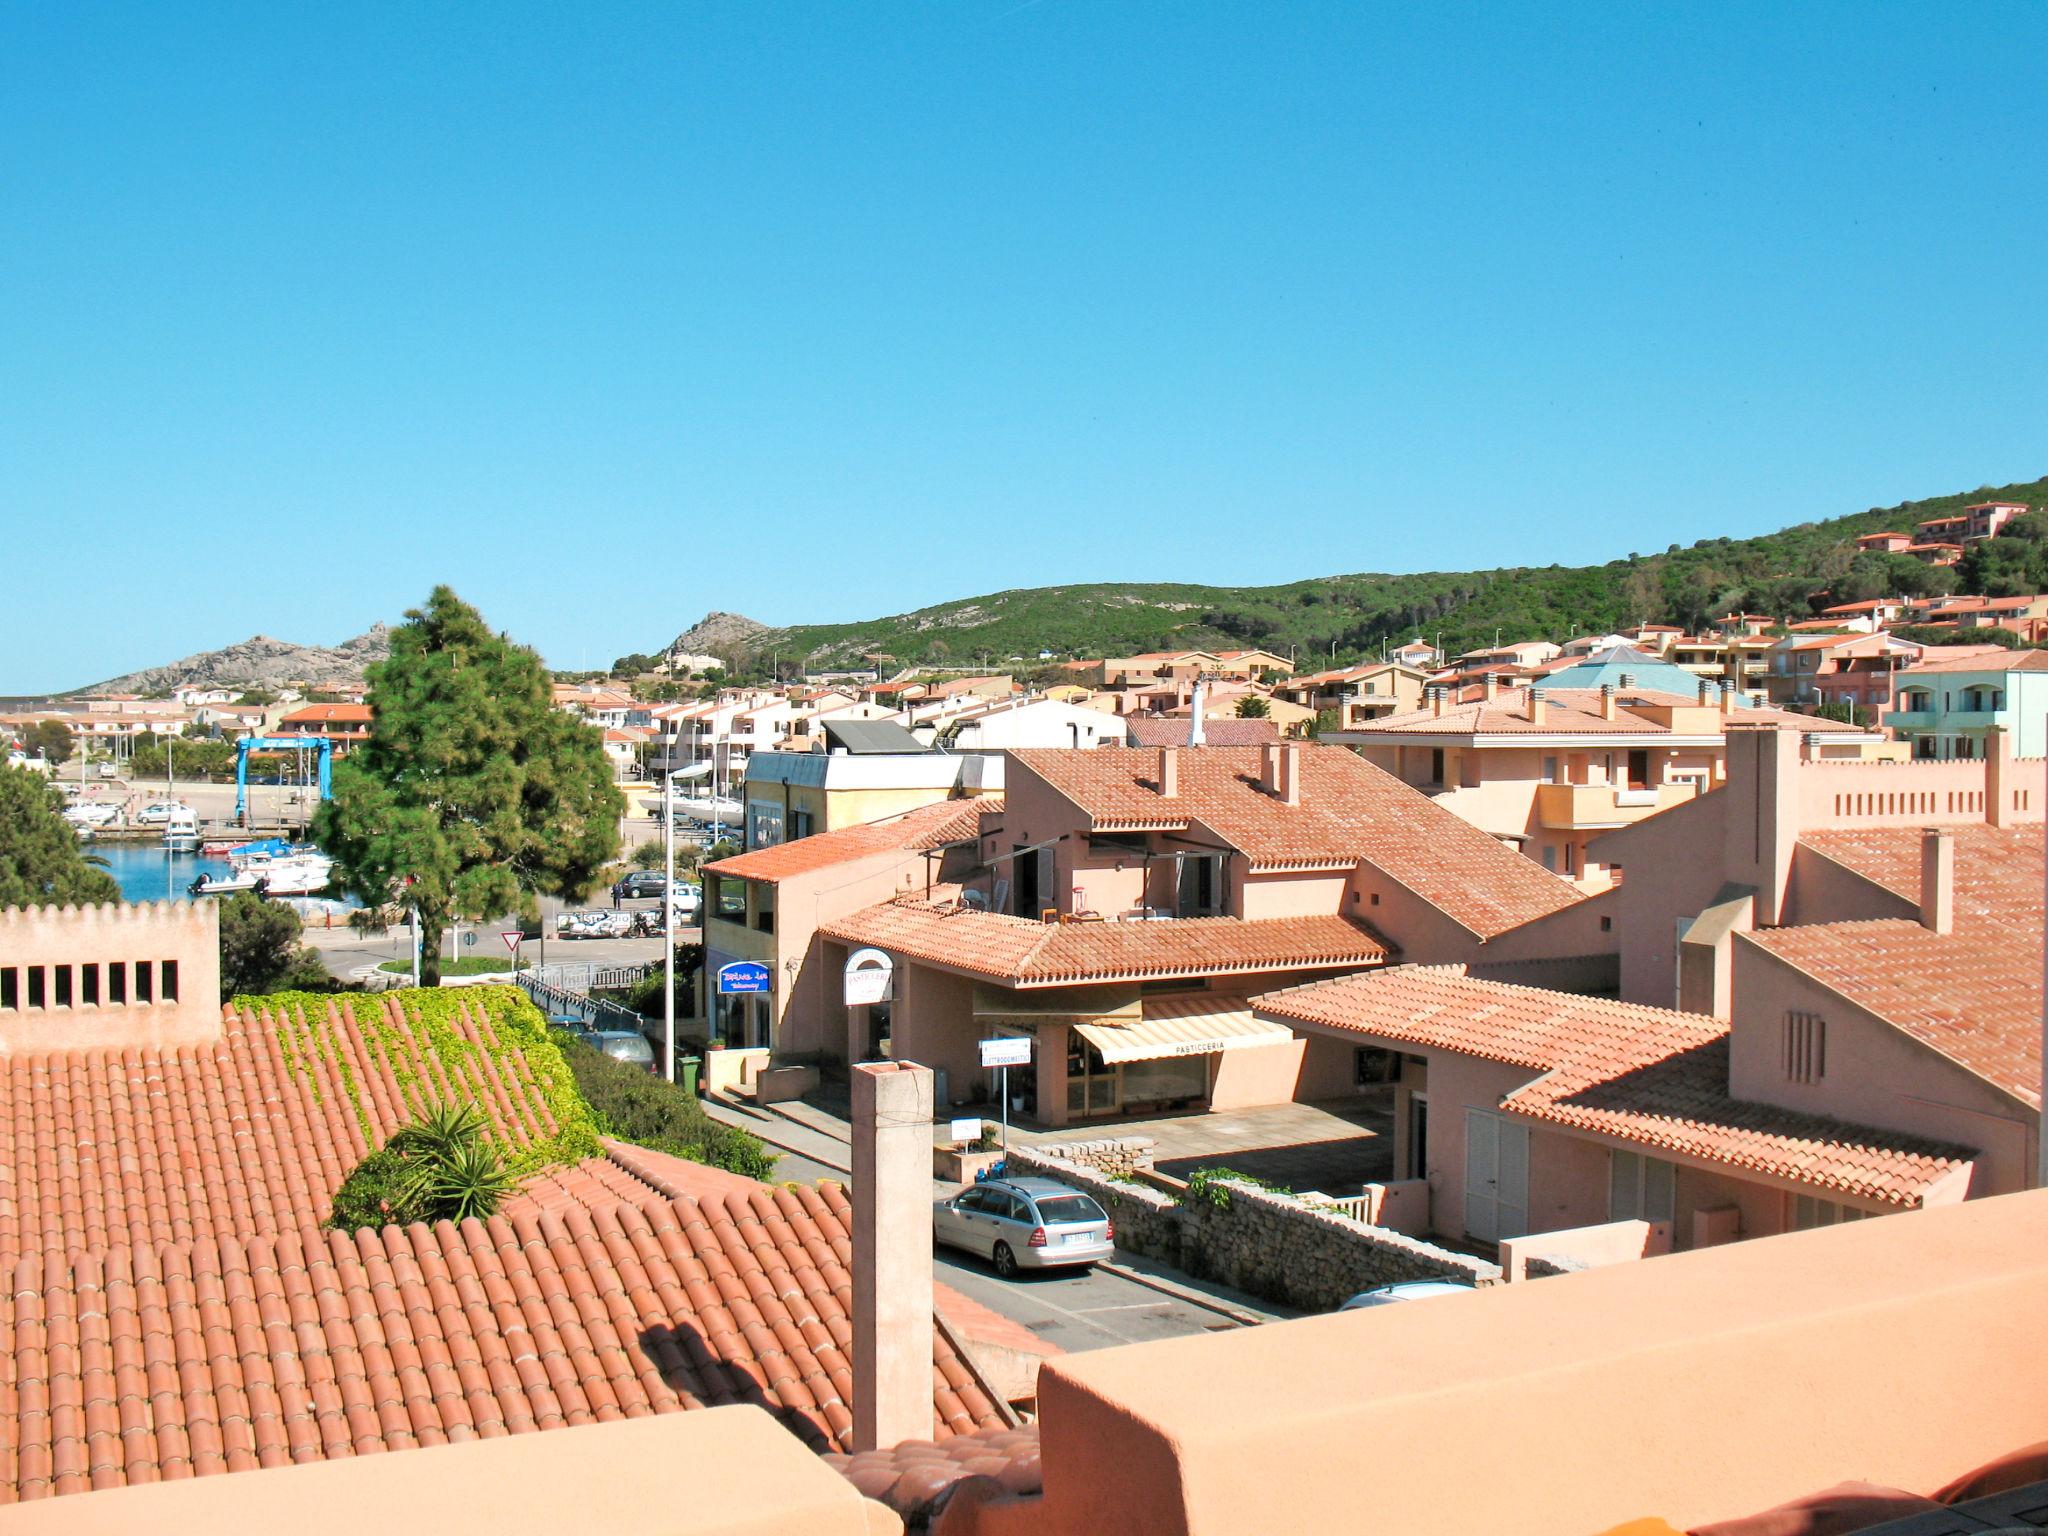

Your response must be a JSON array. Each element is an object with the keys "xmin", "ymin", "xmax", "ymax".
[{"xmin": 663, "ymin": 769, "xmax": 676, "ymax": 1083}]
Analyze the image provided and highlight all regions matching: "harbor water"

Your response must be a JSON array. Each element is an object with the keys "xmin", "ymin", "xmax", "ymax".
[{"xmin": 98, "ymin": 843, "xmax": 239, "ymax": 903}]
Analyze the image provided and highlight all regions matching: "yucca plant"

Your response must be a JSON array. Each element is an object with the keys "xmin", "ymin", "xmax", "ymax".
[
  {"xmin": 417, "ymin": 1137, "xmax": 519, "ymax": 1223},
  {"xmin": 391, "ymin": 1102, "xmax": 488, "ymax": 1163}
]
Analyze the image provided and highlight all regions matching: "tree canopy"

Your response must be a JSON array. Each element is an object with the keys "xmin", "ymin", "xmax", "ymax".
[
  {"xmin": 217, "ymin": 890, "xmax": 333, "ymax": 995},
  {"xmin": 0, "ymin": 765, "xmax": 119, "ymax": 908},
  {"xmin": 25, "ymin": 720, "xmax": 73, "ymax": 766},
  {"xmin": 312, "ymin": 586, "xmax": 624, "ymax": 983}
]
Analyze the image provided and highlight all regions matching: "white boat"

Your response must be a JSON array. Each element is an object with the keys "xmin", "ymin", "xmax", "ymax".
[
  {"xmin": 62, "ymin": 801, "xmax": 121, "ymax": 830},
  {"xmin": 162, "ymin": 806, "xmax": 200, "ymax": 852},
  {"xmin": 639, "ymin": 792, "xmax": 743, "ymax": 824},
  {"xmin": 190, "ymin": 850, "xmax": 336, "ymax": 898}
]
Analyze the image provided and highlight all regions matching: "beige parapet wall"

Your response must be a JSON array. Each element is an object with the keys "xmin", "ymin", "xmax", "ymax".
[
  {"xmin": 0, "ymin": 901, "xmax": 222, "ymax": 1054},
  {"xmin": 0, "ymin": 1404, "xmax": 888, "ymax": 1536}
]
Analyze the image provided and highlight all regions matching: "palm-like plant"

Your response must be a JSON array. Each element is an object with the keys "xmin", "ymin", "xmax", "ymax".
[
  {"xmin": 392, "ymin": 1102, "xmax": 488, "ymax": 1162},
  {"xmin": 417, "ymin": 1137, "xmax": 519, "ymax": 1223}
]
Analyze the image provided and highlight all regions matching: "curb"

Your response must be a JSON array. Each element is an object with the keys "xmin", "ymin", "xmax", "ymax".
[{"xmin": 1096, "ymin": 1261, "xmax": 1264, "ymax": 1327}]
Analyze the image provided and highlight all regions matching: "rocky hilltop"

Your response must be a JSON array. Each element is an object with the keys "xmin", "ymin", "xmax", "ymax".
[
  {"xmin": 665, "ymin": 611, "xmax": 769, "ymax": 658},
  {"xmin": 81, "ymin": 625, "xmax": 393, "ymax": 695}
]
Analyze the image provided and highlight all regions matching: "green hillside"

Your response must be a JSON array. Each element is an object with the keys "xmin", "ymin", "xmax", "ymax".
[{"xmin": 730, "ymin": 475, "xmax": 2048, "ymax": 672}]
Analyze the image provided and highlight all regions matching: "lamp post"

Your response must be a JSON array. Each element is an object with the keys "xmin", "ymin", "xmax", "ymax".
[{"xmin": 663, "ymin": 768, "xmax": 676, "ymax": 1084}]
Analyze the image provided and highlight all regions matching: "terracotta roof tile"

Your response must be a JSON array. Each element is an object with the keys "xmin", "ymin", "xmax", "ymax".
[
  {"xmin": 706, "ymin": 797, "xmax": 993, "ymax": 883},
  {"xmin": 1009, "ymin": 744, "xmax": 1577, "ymax": 935},
  {"xmin": 1124, "ymin": 717, "xmax": 1280, "ymax": 748},
  {"xmin": 1257, "ymin": 967, "xmax": 1971, "ymax": 1207},
  {"xmin": 821, "ymin": 899, "xmax": 1388, "ymax": 985}
]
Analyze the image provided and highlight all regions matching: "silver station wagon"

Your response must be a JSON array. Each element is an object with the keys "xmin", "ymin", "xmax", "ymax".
[{"xmin": 932, "ymin": 1176, "xmax": 1115, "ymax": 1278}]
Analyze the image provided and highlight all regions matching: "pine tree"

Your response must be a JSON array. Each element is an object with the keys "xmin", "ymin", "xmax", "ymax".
[
  {"xmin": 312, "ymin": 587, "xmax": 624, "ymax": 984},
  {"xmin": 0, "ymin": 765, "xmax": 120, "ymax": 907}
]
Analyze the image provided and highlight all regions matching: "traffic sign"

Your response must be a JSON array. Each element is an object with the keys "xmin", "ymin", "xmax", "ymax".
[
  {"xmin": 716, "ymin": 961, "xmax": 772, "ymax": 995},
  {"xmin": 501, "ymin": 931, "xmax": 523, "ymax": 954},
  {"xmin": 463, "ymin": 931, "xmax": 476, "ymax": 948}
]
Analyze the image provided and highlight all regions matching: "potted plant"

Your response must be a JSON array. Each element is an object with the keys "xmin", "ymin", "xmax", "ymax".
[{"xmin": 933, "ymin": 1121, "xmax": 1007, "ymax": 1184}]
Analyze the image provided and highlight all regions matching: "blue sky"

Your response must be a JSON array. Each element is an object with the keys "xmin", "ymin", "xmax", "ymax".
[{"xmin": 4, "ymin": 3, "xmax": 2045, "ymax": 689}]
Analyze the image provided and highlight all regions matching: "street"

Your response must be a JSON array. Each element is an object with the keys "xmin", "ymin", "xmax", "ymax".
[{"xmin": 708, "ymin": 1106, "xmax": 1289, "ymax": 1353}]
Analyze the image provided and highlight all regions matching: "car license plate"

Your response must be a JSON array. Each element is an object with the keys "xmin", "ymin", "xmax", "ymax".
[{"xmin": 1064, "ymin": 1232, "xmax": 1092, "ymax": 1245}]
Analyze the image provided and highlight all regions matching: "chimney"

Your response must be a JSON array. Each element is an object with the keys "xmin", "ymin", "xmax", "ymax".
[
  {"xmin": 1599, "ymin": 684, "xmax": 1616, "ymax": 721},
  {"xmin": 1725, "ymin": 724, "xmax": 1800, "ymax": 926},
  {"xmin": 1430, "ymin": 687, "xmax": 1445, "ymax": 718},
  {"xmin": 1483, "ymin": 673, "xmax": 1499, "ymax": 701},
  {"xmin": 1919, "ymin": 827, "xmax": 1954, "ymax": 935},
  {"xmin": 1985, "ymin": 723, "xmax": 2011, "ymax": 827},
  {"xmin": 1280, "ymin": 743, "xmax": 1300, "ymax": 806},
  {"xmin": 1189, "ymin": 677, "xmax": 1208, "ymax": 749},
  {"xmin": 1719, "ymin": 683, "xmax": 1736, "ymax": 717},
  {"xmin": 1619, "ymin": 672, "xmax": 1636, "ymax": 689},
  {"xmin": 1696, "ymin": 679, "xmax": 1711, "ymax": 707},
  {"xmin": 1528, "ymin": 687, "xmax": 1547, "ymax": 727},
  {"xmin": 851, "ymin": 1060, "xmax": 935, "ymax": 1452},
  {"xmin": 1159, "ymin": 747, "xmax": 1178, "ymax": 799}
]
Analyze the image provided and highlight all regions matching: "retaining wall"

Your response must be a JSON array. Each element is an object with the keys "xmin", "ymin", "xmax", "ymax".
[{"xmin": 1010, "ymin": 1136, "xmax": 1498, "ymax": 1311}]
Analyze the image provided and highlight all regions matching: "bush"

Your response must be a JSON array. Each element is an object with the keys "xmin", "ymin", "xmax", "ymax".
[
  {"xmin": 329, "ymin": 1102, "xmax": 517, "ymax": 1231},
  {"xmin": 555, "ymin": 1031, "xmax": 777, "ymax": 1180}
]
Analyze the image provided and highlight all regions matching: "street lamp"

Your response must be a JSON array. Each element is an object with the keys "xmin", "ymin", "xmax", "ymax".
[{"xmin": 662, "ymin": 768, "xmax": 677, "ymax": 1084}]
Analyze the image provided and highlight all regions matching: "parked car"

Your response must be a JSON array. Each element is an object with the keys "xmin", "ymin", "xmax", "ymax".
[
  {"xmin": 1338, "ymin": 1280, "xmax": 1476, "ymax": 1311},
  {"xmin": 134, "ymin": 801, "xmax": 185, "ymax": 827},
  {"xmin": 932, "ymin": 1176, "xmax": 1114, "ymax": 1278},
  {"xmin": 612, "ymin": 870, "xmax": 675, "ymax": 901},
  {"xmin": 580, "ymin": 1029, "xmax": 657, "ymax": 1072}
]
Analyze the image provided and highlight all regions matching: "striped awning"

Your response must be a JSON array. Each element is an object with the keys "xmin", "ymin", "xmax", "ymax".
[{"xmin": 1072, "ymin": 993, "xmax": 1296, "ymax": 1065}]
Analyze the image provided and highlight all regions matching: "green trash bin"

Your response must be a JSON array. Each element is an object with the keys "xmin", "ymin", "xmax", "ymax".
[{"xmin": 678, "ymin": 1056, "xmax": 702, "ymax": 1097}]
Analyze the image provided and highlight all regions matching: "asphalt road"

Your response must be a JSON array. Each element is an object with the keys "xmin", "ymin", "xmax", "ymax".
[{"xmin": 721, "ymin": 1122, "xmax": 1284, "ymax": 1353}]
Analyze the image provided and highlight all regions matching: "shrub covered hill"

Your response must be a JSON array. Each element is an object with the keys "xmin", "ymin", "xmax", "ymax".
[{"xmin": 723, "ymin": 475, "xmax": 2047, "ymax": 672}]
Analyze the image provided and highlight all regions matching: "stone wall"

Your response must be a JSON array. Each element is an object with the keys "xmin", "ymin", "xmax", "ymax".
[{"xmin": 1010, "ymin": 1137, "xmax": 1499, "ymax": 1311}]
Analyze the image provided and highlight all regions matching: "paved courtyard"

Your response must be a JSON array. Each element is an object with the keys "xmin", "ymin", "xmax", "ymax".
[{"xmin": 1021, "ymin": 1096, "xmax": 1397, "ymax": 1196}]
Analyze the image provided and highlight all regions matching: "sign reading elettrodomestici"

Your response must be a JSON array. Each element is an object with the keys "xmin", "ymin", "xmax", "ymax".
[{"xmin": 978, "ymin": 1036, "xmax": 1032, "ymax": 1069}]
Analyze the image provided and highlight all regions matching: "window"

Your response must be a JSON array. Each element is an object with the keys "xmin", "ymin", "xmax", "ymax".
[
  {"xmin": 1542, "ymin": 755, "xmax": 1559, "ymax": 783},
  {"xmin": 160, "ymin": 960, "xmax": 178, "ymax": 1003},
  {"xmin": 1783, "ymin": 1011, "xmax": 1825, "ymax": 1084},
  {"xmin": 1792, "ymin": 1195, "xmax": 1867, "ymax": 1230},
  {"xmin": 108, "ymin": 963, "xmax": 126, "ymax": 1005},
  {"xmin": 135, "ymin": 962, "xmax": 152, "ymax": 1004},
  {"xmin": 0, "ymin": 968, "xmax": 14, "ymax": 1010},
  {"xmin": 81, "ymin": 965, "xmax": 99, "ymax": 1006},
  {"xmin": 53, "ymin": 966, "xmax": 71, "ymax": 1008},
  {"xmin": 1429, "ymin": 748, "xmax": 1445, "ymax": 786},
  {"xmin": 27, "ymin": 968, "xmax": 45, "ymax": 1009},
  {"xmin": 754, "ymin": 884, "xmax": 776, "ymax": 936},
  {"xmin": 1541, "ymin": 845, "xmax": 1557, "ymax": 872},
  {"xmin": 1610, "ymin": 1151, "xmax": 1675, "ymax": 1224}
]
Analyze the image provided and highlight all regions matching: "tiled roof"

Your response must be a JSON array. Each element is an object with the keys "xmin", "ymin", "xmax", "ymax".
[
  {"xmin": 0, "ymin": 995, "xmax": 1024, "ymax": 1505},
  {"xmin": 1800, "ymin": 824, "xmax": 2043, "ymax": 929},
  {"xmin": 1744, "ymin": 920, "xmax": 2042, "ymax": 1108},
  {"xmin": 1123, "ymin": 717, "xmax": 1280, "ymax": 748},
  {"xmin": 706, "ymin": 798, "xmax": 989, "ymax": 883},
  {"xmin": 1257, "ymin": 967, "xmax": 1971, "ymax": 1207},
  {"xmin": 0, "ymin": 1180, "xmax": 1009, "ymax": 1501},
  {"xmin": 0, "ymin": 992, "xmax": 585, "ymax": 1272},
  {"xmin": 1897, "ymin": 648, "xmax": 2048, "ymax": 676},
  {"xmin": 1008, "ymin": 744, "xmax": 1578, "ymax": 935},
  {"xmin": 820, "ymin": 900, "xmax": 1388, "ymax": 986},
  {"xmin": 1347, "ymin": 687, "xmax": 1864, "ymax": 737},
  {"xmin": 827, "ymin": 1426, "xmax": 1044, "ymax": 1523}
]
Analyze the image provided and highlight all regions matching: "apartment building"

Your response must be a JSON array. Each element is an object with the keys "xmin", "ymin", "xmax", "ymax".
[
  {"xmin": 1332, "ymin": 665, "xmax": 1872, "ymax": 889},
  {"xmin": 1887, "ymin": 647, "xmax": 2048, "ymax": 759},
  {"xmin": 1271, "ymin": 660, "xmax": 1429, "ymax": 725},
  {"xmin": 800, "ymin": 743, "xmax": 1593, "ymax": 1126}
]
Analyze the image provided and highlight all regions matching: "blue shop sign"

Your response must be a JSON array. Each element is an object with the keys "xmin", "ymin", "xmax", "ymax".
[{"xmin": 716, "ymin": 961, "xmax": 772, "ymax": 995}]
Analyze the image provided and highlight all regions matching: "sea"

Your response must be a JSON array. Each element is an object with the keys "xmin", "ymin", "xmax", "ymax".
[{"xmin": 98, "ymin": 843, "xmax": 239, "ymax": 904}]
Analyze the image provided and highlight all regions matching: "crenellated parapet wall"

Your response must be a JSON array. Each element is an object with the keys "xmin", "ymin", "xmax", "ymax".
[
  {"xmin": 0, "ymin": 900, "xmax": 222, "ymax": 1053},
  {"xmin": 1794, "ymin": 749, "xmax": 2044, "ymax": 830}
]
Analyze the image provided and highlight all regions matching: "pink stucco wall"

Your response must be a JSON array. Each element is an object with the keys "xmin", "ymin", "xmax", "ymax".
[
  {"xmin": 1729, "ymin": 941, "xmax": 2036, "ymax": 1194},
  {"xmin": 998, "ymin": 1190, "xmax": 2048, "ymax": 1536}
]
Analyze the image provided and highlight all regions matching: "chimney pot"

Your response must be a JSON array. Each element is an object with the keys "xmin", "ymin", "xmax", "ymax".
[
  {"xmin": 1483, "ymin": 674, "xmax": 1499, "ymax": 701},
  {"xmin": 1919, "ymin": 827, "xmax": 1954, "ymax": 935},
  {"xmin": 1619, "ymin": 672, "xmax": 1636, "ymax": 689},
  {"xmin": 1599, "ymin": 684, "xmax": 1616, "ymax": 721},
  {"xmin": 1528, "ymin": 687, "xmax": 1547, "ymax": 727},
  {"xmin": 1159, "ymin": 747, "xmax": 1179, "ymax": 798},
  {"xmin": 1430, "ymin": 688, "xmax": 1445, "ymax": 718},
  {"xmin": 1696, "ymin": 679, "xmax": 1711, "ymax": 706}
]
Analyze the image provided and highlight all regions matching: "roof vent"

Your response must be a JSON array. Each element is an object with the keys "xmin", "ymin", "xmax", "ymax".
[{"xmin": 1528, "ymin": 687, "xmax": 1547, "ymax": 727}]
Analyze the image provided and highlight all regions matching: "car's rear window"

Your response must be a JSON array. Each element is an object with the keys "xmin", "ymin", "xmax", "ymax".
[{"xmin": 1031, "ymin": 1195, "xmax": 1106, "ymax": 1226}]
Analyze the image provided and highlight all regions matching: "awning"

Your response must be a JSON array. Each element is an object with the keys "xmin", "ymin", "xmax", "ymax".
[{"xmin": 1073, "ymin": 994, "xmax": 1297, "ymax": 1065}]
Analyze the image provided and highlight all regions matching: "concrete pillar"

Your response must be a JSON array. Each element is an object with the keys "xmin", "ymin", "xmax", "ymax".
[
  {"xmin": 1920, "ymin": 827, "xmax": 1954, "ymax": 935},
  {"xmin": 1986, "ymin": 724, "xmax": 2010, "ymax": 827},
  {"xmin": 851, "ymin": 1059, "xmax": 935, "ymax": 1452}
]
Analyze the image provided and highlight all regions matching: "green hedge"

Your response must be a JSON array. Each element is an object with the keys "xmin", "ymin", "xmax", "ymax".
[{"xmin": 553, "ymin": 1030, "xmax": 777, "ymax": 1181}]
